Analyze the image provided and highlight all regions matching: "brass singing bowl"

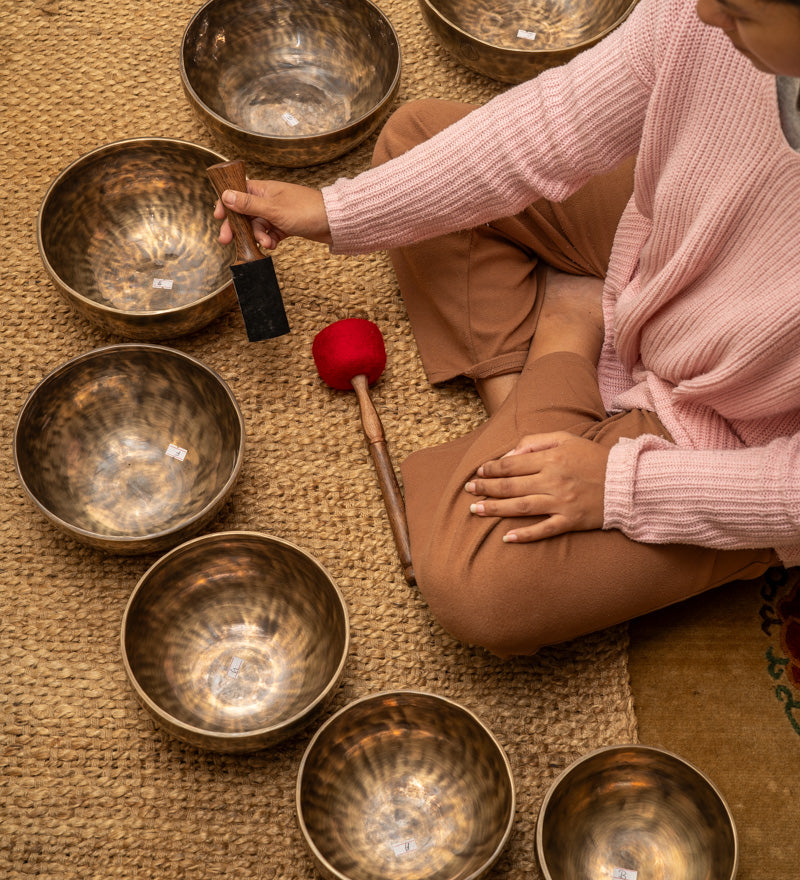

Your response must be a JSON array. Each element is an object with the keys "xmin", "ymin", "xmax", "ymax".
[
  {"xmin": 121, "ymin": 531, "xmax": 349, "ymax": 752},
  {"xmin": 37, "ymin": 138, "xmax": 237, "ymax": 340},
  {"xmin": 536, "ymin": 745, "xmax": 738, "ymax": 880},
  {"xmin": 297, "ymin": 691, "xmax": 515, "ymax": 880},
  {"xmin": 181, "ymin": 0, "xmax": 402, "ymax": 167},
  {"xmin": 13, "ymin": 344, "xmax": 245, "ymax": 555},
  {"xmin": 418, "ymin": 0, "xmax": 639, "ymax": 83}
]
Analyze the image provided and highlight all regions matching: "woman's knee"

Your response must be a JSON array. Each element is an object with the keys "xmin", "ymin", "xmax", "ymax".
[
  {"xmin": 413, "ymin": 543, "xmax": 552, "ymax": 657},
  {"xmin": 372, "ymin": 99, "xmax": 475, "ymax": 167},
  {"xmin": 373, "ymin": 100, "xmax": 441, "ymax": 166}
]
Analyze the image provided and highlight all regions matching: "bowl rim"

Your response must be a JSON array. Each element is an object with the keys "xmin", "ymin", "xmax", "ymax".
[
  {"xmin": 534, "ymin": 743, "xmax": 739, "ymax": 880},
  {"xmin": 13, "ymin": 343, "xmax": 246, "ymax": 547},
  {"xmin": 120, "ymin": 529, "xmax": 350, "ymax": 743},
  {"xmin": 180, "ymin": 0, "xmax": 402, "ymax": 142},
  {"xmin": 295, "ymin": 688, "xmax": 516, "ymax": 880},
  {"xmin": 36, "ymin": 136, "xmax": 234, "ymax": 319},
  {"xmin": 418, "ymin": 0, "xmax": 640, "ymax": 56}
]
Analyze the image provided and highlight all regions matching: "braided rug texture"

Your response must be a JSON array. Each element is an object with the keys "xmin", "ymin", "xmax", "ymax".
[{"xmin": 0, "ymin": 1, "xmax": 637, "ymax": 877}]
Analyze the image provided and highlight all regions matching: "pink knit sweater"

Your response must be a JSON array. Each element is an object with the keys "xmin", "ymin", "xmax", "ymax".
[{"xmin": 322, "ymin": 0, "xmax": 800, "ymax": 564}]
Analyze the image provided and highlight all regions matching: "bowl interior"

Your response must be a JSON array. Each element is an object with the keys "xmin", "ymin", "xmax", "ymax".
[
  {"xmin": 427, "ymin": 0, "xmax": 634, "ymax": 52},
  {"xmin": 15, "ymin": 346, "xmax": 242, "ymax": 540},
  {"xmin": 182, "ymin": 0, "xmax": 400, "ymax": 138},
  {"xmin": 124, "ymin": 533, "xmax": 347, "ymax": 734},
  {"xmin": 299, "ymin": 693, "xmax": 514, "ymax": 880},
  {"xmin": 538, "ymin": 747, "xmax": 736, "ymax": 880},
  {"xmin": 38, "ymin": 140, "xmax": 233, "ymax": 314}
]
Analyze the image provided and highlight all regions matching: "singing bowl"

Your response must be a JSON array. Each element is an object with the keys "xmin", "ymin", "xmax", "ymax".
[
  {"xmin": 37, "ymin": 138, "xmax": 237, "ymax": 340},
  {"xmin": 181, "ymin": 0, "xmax": 401, "ymax": 167},
  {"xmin": 297, "ymin": 691, "xmax": 515, "ymax": 880},
  {"xmin": 418, "ymin": 0, "xmax": 639, "ymax": 83},
  {"xmin": 121, "ymin": 532, "xmax": 349, "ymax": 752},
  {"xmin": 13, "ymin": 344, "xmax": 245, "ymax": 555},
  {"xmin": 536, "ymin": 745, "xmax": 738, "ymax": 880}
]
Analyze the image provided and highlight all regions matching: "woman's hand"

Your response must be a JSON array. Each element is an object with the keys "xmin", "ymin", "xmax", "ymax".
[
  {"xmin": 213, "ymin": 179, "xmax": 333, "ymax": 250},
  {"xmin": 464, "ymin": 431, "xmax": 609, "ymax": 542}
]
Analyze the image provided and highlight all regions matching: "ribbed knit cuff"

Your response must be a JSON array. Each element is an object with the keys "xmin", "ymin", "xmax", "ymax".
[{"xmin": 603, "ymin": 436, "xmax": 642, "ymax": 533}]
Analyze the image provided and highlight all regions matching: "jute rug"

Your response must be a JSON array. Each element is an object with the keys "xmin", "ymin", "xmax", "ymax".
[{"xmin": 0, "ymin": 1, "xmax": 638, "ymax": 877}]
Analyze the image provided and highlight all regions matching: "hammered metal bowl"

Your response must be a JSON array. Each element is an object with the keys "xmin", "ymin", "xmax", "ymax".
[
  {"xmin": 181, "ymin": 0, "xmax": 401, "ymax": 167},
  {"xmin": 536, "ymin": 745, "xmax": 738, "ymax": 880},
  {"xmin": 37, "ymin": 138, "xmax": 237, "ymax": 340},
  {"xmin": 13, "ymin": 344, "xmax": 244, "ymax": 555},
  {"xmin": 121, "ymin": 531, "xmax": 349, "ymax": 752},
  {"xmin": 297, "ymin": 691, "xmax": 515, "ymax": 880},
  {"xmin": 418, "ymin": 0, "xmax": 639, "ymax": 83}
]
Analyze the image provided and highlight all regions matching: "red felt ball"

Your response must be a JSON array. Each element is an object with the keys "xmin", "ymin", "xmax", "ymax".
[{"xmin": 312, "ymin": 318, "xmax": 387, "ymax": 390}]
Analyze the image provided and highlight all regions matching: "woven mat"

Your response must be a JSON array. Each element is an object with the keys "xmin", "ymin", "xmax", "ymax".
[{"xmin": 0, "ymin": 2, "xmax": 637, "ymax": 877}]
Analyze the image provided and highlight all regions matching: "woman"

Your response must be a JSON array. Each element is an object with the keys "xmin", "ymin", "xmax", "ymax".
[{"xmin": 215, "ymin": 0, "xmax": 800, "ymax": 655}]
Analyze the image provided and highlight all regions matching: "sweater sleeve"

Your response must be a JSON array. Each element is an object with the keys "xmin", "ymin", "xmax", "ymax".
[
  {"xmin": 604, "ymin": 433, "xmax": 800, "ymax": 559},
  {"xmin": 321, "ymin": 0, "xmax": 663, "ymax": 254}
]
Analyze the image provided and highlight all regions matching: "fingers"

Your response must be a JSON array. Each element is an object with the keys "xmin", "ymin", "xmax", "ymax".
[
  {"xmin": 213, "ymin": 191, "xmax": 281, "ymax": 249},
  {"xmin": 464, "ymin": 443, "xmax": 550, "ymax": 505},
  {"xmin": 502, "ymin": 516, "xmax": 570, "ymax": 543},
  {"xmin": 212, "ymin": 180, "xmax": 332, "ymax": 247},
  {"xmin": 219, "ymin": 187, "xmax": 259, "ymax": 216},
  {"xmin": 469, "ymin": 446, "xmax": 549, "ymax": 493},
  {"xmin": 465, "ymin": 472, "xmax": 538, "ymax": 501},
  {"xmin": 463, "ymin": 432, "xmax": 608, "ymax": 541},
  {"xmin": 466, "ymin": 484, "xmax": 585, "ymax": 543},
  {"xmin": 468, "ymin": 494, "xmax": 548, "ymax": 518},
  {"xmin": 251, "ymin": 218, "xmax": 281, "ymax": 250},
  {"xmin": 483, "ymin": 431, "xmax": 571, "ymax": 471},
  {"xmin": 466, "ymin": 488, "xmax": 570, "ymax": 543}
]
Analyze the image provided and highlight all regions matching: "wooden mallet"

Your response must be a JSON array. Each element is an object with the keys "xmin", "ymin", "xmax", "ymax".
[
  {"xmin": 312, "ymin": 318, "xmax": 415, "ymax": 586},
  {"xmin": 207, "ymin": 159, "xmax": 290, "ymax": 341}
]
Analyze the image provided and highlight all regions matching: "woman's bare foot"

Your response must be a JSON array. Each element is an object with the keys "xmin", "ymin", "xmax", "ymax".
[
  {"xmin": 475, "ymin": 372, "xmax": 521, "ymax": 416},
  {"xmin": 474, "ymin": 269, "xmax": 604, "ymax": 416},
  {"xmin": 528, "ymin": 269, "xmax": 604, "ymax": 364}
]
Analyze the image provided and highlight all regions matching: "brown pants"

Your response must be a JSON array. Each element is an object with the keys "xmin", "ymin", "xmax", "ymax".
[{"xmin": 373, "ymin": 100, "xmax": 778, "ymax": 656}]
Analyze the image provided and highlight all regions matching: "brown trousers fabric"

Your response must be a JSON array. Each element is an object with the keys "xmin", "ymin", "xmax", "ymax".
[
  {"xmin": 372, "ymin": 99, "xmax": 635, "ymax": 383},
  {"xmin": 372, "ymin": 100, "xmax": 779, "ymax": 656}
]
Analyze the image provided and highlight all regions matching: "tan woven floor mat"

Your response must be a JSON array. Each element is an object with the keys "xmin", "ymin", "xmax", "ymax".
[{"xmin": 0, "ymin": 2, "xmax": 636, "ymax": 877}]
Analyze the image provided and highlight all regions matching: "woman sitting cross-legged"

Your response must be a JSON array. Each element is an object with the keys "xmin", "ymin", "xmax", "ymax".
[{"xmin": 213, "ymin": 0, "xmax": 800, "ymax": 656}]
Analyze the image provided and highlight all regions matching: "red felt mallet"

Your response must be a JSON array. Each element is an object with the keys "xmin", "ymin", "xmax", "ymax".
[{"xmin": 312, "ymin": 318, "xmax": 415, "ymax": 586}]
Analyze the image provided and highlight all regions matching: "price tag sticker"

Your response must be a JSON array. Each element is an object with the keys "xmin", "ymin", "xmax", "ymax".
[
  {"xmin": 227, "ymin": 656, "xmax": 245, "ymax": 679},
  {"xmin": 165, "ymin": 444, "xmax": 188, "ymax": 461},
  {"xmin": 391, "ymin": 839, "xmax": 418, "ymax": 857},
  {"xmin": 153, "ymin": 278, "xmax": 174, "ymax": 290},
  {"xmin": 282, "ymin": 111, "xmax": 300, "ymax": 127},
  {"xmin": 612, "ymin": 869, "xmax": 638, "ymax": 880},
  {"xmin": 517, "ymin": 29, "xmax": 537, "ymax": 41}
]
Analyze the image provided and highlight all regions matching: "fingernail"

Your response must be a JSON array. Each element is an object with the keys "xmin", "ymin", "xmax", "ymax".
[
  {"xmin": 502, "ymin": 533, "xmax": 518, "ymax": 543},
  {"xmin": 222, "ymin": 189, "xmax": 237, "ymax": 206},
  {"xmin": 469, "ymin": 503, "xmax": 484, "ymax": 515},
  {"xmin": 464, "ymin": 481, "xmax": 475, "ymax": 493}
]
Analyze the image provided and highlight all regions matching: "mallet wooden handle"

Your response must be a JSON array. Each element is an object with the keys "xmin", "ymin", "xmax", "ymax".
[
  {"xmin": 350, "ymin": 374, "xmax": 416, "ymax": 587},
  {"xmin": 207, "ymin": 159, "xmax": 264, "ymax": 265}
]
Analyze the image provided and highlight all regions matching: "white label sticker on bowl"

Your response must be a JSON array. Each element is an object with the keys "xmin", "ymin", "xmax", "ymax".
[
  {"xmin": 282, "ymin": 111, "xmax": 300, "ymax": 127},
  {"xmin": 612, "ymin": 869, "xmax": 637, "ymax": 880},
  {"xmin": 153, "ymin": 278, "xmax": 174, "ymax": 290},
  {"xmin": 165, "ymin": 443, "xmax": 188, "ymax": 461},
  {"xmin": 517, "ymin": 29, "xmax": 537, "ymax": 41},
  {"xmin": 227, "ymin": 656, "xmax": 245, "ymax": 679},
  {"xmin": 391, "ymin": 839, "xmax": 418, "ymax": 857}
]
